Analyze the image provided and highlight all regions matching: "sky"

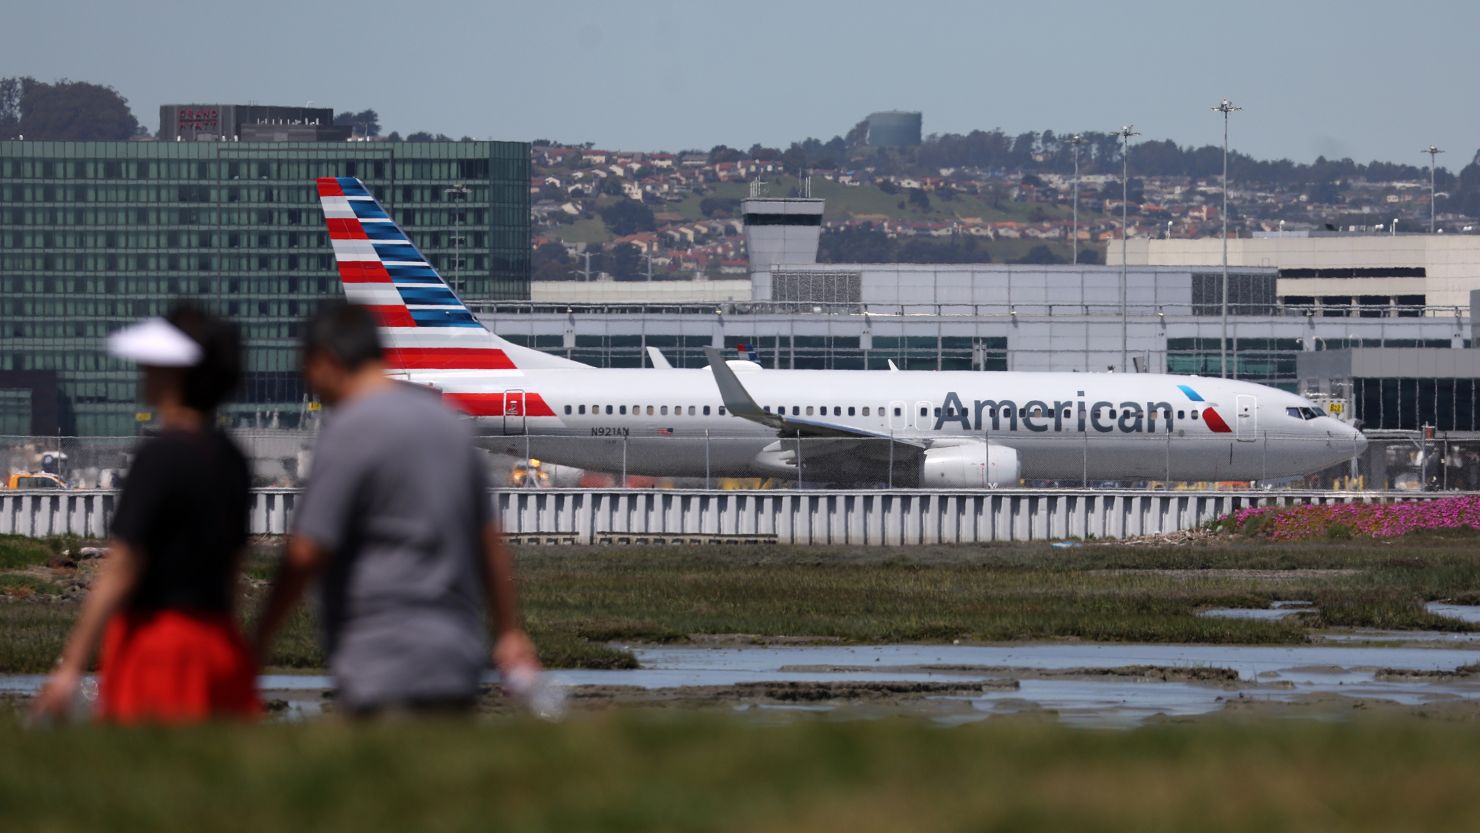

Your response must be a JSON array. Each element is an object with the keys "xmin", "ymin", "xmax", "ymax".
[{"xmin": 7, "ymin": 0, "xmax": 1478, "ymax": 167}]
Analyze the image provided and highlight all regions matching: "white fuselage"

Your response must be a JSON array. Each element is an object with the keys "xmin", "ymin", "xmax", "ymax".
[{"xmin": 414, "ymin": 366, "xmax": 1367, "ymax": 483}]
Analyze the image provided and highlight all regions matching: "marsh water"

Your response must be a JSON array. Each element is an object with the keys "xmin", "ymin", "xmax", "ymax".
[{"xmin": 7, "ymin": 633, "xmax": 1480, "ymax": 727}]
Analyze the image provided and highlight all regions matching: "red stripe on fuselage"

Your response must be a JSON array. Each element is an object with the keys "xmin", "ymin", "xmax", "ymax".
[
  {"xmin": 337, "ymin": 261, "xmax": 392, "ymax": 283},
  {"xmin": 1202, "ymin": 408, "xmax": 1233, "ymax": 433},
  {"xmin": 443, "ymin": 392, "xmax": 556, "ymax": 418},
  {"xmin": 365, "ymin": 305, "xmax": 415, "ymax": 328},
  {"xmin": 385, "ymin": 348, "xmax": 516, "ymax": 370},
  {"xmin": 326, "ymin": 218, "xmax": 366, "ymax": 240},
  {"xmin": 316, "ymin": 178, "xmax": 344, "ymax": 197}
]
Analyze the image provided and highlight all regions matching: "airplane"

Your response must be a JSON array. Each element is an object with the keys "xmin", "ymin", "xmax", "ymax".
[{"xmin": 316, "ymin": 176, "xmax": 1368, "ymax": 487}]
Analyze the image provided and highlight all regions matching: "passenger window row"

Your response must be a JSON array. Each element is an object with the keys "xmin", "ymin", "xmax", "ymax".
[
  {"xmin": 563, "ymin": 404, "xmax": 728, "ymax": 417},
  {"xmin": 763, "ymin": 405, "xmax": 880, "ymax": 417},
  {"xmin": 561, "ymin": 402, "xmax": 1209, "ymax": 423}
]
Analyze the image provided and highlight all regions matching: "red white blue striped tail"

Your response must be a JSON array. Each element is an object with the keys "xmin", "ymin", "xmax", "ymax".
[{"xmin": 315, "ymin": 176, "xmax": 584, "ymax": 372}]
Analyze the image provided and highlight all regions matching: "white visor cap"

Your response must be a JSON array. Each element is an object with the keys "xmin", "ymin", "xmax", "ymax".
[{"xmin": 107, "ymin": 318, "xmax": 203, "ymax": 367}]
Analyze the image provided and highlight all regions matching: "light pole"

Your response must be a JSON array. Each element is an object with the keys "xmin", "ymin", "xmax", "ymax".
[
  {"xmin": 1068, "ymin": 134, "xmax": 1087, "ymax": 265},
  {"xmin": 443, "ymin": 183, "xmax": 469, "ymax": 297},
  {"xmin": 1423, "ymin": 145, "xmax": 1444, "ymax": 233},
  {"xmin": 1211, "ymin": 98, "xmax": 1240, "ymax": 379},
  {"xmin": 1113, "ymin": 124, "xmax": 1140, "ymax": 372}
]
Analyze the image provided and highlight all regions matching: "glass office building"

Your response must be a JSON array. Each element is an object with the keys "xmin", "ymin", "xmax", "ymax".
[{"xmin": 0, "ymin": 139, "xmax": 530, "ymax": 435}]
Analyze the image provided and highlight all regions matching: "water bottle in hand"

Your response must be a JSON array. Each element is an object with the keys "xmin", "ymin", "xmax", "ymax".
[{"xmin": 502, "ymin": 665, "xmax": 566, "ymax": 721}]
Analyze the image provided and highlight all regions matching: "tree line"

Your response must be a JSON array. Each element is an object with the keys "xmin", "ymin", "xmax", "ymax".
[{"xmin": 0, "ymin": 77, "xmax": 141, "ymax": 140}]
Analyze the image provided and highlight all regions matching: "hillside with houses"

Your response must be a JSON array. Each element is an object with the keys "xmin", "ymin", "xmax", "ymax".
[{"xmin": 528, "ymin": 128, "xmax": 1480, "ymax": 282}]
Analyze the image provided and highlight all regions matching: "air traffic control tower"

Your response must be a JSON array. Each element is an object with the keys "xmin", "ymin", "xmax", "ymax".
[{"xmin": 741, "ymin": 184, "xmax": 824, "ymax": 274}]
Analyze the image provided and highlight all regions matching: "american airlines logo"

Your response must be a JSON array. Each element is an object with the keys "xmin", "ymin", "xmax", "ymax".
[{"xmin": 932, "ymin": 387, "xmax": 1231, "ymax": 434}]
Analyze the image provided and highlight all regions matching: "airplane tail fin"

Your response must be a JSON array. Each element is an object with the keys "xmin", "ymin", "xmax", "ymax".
[{"xmin": 315, "ymin": 176, "xmax": 585, "ymax": 371}]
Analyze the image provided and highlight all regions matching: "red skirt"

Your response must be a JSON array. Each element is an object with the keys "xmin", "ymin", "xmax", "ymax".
[{"xmin": 99, "ymin": 610, "xmax": 261, "ymax": 724}]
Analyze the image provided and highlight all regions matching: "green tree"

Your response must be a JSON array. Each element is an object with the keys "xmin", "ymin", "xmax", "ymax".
[
  {"xmin": 600, "ymin": 201, "xmax": 655, "ymax": 235},
  {"xmin": 708, "ymin": 144, "xmax": 745, "ymax": 164},
  {"xmin": 699, "ymin": 196, "xmax": 741, "ymax": 218},
  {"xmin": 532, "ymin": 241, "xmax": 573, "ymax": 280},
  {"xmin": 818, "ymin": 225, "xmax": 896, "ymax": 262},
  {"xmin": 609, "ymin": 242, "xmax": 644, "ymax": 281},
  {"xmin": 907, "ymin": 188, "xmax": 931, "ymax": 211},
  {"xmin": 0, "ymin": 77, "xmax": 139, "ymax": 140},
  {"xmin": 0, "ymin": 77, "xmax": 21, "ymax": 138},
  {"xmin": 780, "ymin": 146, "xmax": 807, "ymax": 176},
  {"xmin": 1012, "ymin": 244, "xmax": 1064, "ymax": 265},
  {"xmin": 333, "ymin": 109, "xmax": 381, "ymax": 137}
]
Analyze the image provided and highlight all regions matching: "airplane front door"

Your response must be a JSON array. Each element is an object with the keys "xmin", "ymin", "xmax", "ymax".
[
  {"xmin": 503, "ymin": 389, "xmax": 526, "ymax": 435},
  {"xmin": 1235, "ymin": 394, "xmax": 1257, "ymax": 442},
  {"xmin": 888, "ymin": 400, "xmax": 908, "ymax": 432}
]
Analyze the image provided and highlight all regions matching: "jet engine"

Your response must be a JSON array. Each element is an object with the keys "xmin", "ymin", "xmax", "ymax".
[{"xmin": 919, "ymin": 442, "xmax": 1020, "ymax": 488}]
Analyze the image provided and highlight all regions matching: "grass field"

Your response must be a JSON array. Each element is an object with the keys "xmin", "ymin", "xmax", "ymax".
[
  {"xmin": 3, "ymin": 715, "xmax": 1480, "ymax": 832},
  {"xmin": 7, "ymin": 534, "xmax": 1478, "ymax": 831},
  {"xmin": 3, "ymin": 533, "xmax": 1479, "ymax": 674}
]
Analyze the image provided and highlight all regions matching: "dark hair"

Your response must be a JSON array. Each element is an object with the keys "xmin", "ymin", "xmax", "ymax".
[
  {"xmin": 303, "ymin": 301, "xmax": 384, "ymax": 371},
  {"xmin": 165, "ymin": 303, "xmax": 242, "ymax": 413}
]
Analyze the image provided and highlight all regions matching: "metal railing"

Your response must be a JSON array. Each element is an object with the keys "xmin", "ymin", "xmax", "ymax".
[{"xmin": 0, "ymin": 486, "xmax": 1462, "ymax": 544}]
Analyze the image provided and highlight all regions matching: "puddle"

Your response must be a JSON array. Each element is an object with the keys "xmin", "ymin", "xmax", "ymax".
[
  {"xmin": 620, "ymin": 643, "xmax": 1480, "ymax": 681},
  {"xmin": 6, "ymin": 640, "xmax": 1480, "ymax": 728},
  {"xmin": 1199, "ymin": 601, "xmax": 1314, "ymax": 621},
  {"xmin": 1426, "ymin": 602, "xmax": 1480, "ymax": 624},
  {"xmin": 948, "ymin": 679, "xmax": 1252, "ymax": 728},
  {"xmin": 1319, "ymin": 630, "xmax": 1480, "ymax": 644}
]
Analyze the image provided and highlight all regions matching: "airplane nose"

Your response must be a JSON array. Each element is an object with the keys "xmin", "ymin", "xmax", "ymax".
[{"xmin": 1351, "ymin": 427, "xmax": 1368, "ymax": 456}]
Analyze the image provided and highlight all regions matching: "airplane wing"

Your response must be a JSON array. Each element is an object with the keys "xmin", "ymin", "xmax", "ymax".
[
  {"xmin": 703, "ymin": 347, "xmax": 926, "ymax": 449},
  {"xmin": 645, "ymin": 346, "xmax": 673, "ymax": 369}
]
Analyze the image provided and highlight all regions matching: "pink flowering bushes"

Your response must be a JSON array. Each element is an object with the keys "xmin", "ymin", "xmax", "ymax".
[{"xmin": 1218, "ymin": 495, "xmax": 1480, "ymax": 541}]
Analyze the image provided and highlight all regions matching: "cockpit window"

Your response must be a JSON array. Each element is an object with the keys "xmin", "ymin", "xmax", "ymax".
[{"xmin": 1286, "ymin": 406, "xmax": 1327, "ymax": 421}]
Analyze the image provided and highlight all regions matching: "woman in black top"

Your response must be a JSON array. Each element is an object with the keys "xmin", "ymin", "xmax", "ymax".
[{"xmin": 34, "ymin": 305, "xmax": 259, "ymax": 723}]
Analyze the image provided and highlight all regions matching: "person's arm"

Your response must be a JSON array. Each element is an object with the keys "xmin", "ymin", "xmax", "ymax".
[
  {"xmin": 250, "ymin": 535, "xmax": 330, "ymax": 666},
  {"xmin": 253, "ymin": 422, "xmax": 358, "ymax": 666},
  {"xmin": 31, "ymin": 540, "xmax": 145, "ymax": 719},
  {"xmin": 482, "ymin": 521, "xmax": 539, "ymax": 674}
]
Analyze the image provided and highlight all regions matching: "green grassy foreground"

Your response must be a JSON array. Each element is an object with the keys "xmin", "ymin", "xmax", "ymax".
[
  {"xmin": 3, "ymin": 533, "xmax": 1479, "ymax": 673},
  {"xmin": 2, "ymin": 715, "xmax": 1480, "ymax": 833}
]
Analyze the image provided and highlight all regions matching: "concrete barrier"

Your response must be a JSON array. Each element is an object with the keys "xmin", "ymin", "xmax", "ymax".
[{"xmin": 0, "ymin": 488, "xmax": 1456, "ymax": 545}]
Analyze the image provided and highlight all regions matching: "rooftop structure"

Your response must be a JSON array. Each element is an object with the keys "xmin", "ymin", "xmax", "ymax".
[
  {"xmin": 1112, "ymin": 233, "xmax": 1480, "ymax": 311},
  {"xmin": 159, "ymin": 104, "xmax": 352, "ymax": 142},
  {"xmin": 741, "ymin": 192, "xmax": 823, "ymax": 274}
]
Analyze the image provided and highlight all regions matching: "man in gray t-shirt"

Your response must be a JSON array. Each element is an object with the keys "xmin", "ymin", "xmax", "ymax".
[{"xmin": 254, "ymin": 303, "xmax": 538, "ymax": 714}]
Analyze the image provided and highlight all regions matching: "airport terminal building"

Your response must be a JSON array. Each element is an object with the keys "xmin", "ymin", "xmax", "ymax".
[
  {"xmin": 466, "ymin": 197, "xmax": 1480, "ymax": 488},
  {"xmin": 474, "ymin": 196, "xmax": 1473, "ymax": 394},
  {"xmin": 0, "ymin": 134, "xmax": 531, "ymax": 435}
]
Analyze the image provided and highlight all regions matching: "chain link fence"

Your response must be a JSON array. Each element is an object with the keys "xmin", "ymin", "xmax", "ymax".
[{"xmin": 4, "ymin": 430, "xmax": 1472, "ymax": 493}]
